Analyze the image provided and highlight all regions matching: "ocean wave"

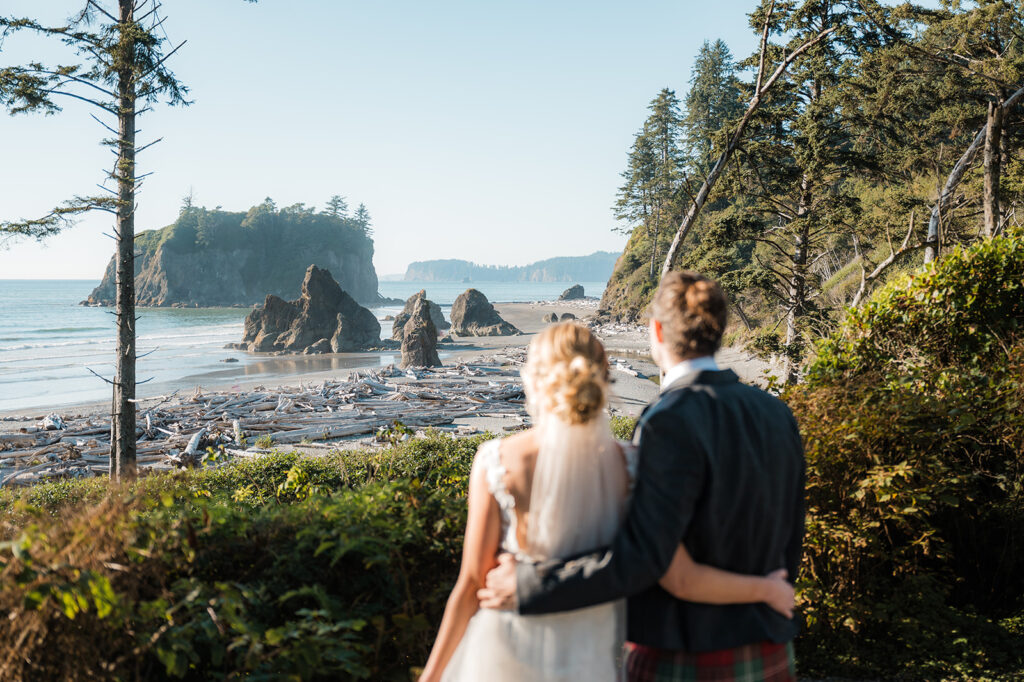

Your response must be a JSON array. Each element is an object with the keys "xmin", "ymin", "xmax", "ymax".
[
  {"xmin": 28, "ymin": 326, "xmax": 108, "ymax": 335},
  {"xmin": 0, "ymin": 338, "xmax": 108, "ymax": 353}
]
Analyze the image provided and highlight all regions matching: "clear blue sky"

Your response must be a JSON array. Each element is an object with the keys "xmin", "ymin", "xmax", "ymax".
[{"xmin": 0, "ymin": 0, "xmax": 762, "ymax": 279}]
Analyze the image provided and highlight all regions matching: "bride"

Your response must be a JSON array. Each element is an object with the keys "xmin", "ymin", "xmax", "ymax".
[{"xmin": 419, "ymin": 323, "xmax": 793, "ymax": 682}]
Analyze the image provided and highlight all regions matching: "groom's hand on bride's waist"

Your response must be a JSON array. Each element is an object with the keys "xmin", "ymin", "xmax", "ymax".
[{"xmin": 478, "ymin": 553, "xmax": 517, "ymax": 610}]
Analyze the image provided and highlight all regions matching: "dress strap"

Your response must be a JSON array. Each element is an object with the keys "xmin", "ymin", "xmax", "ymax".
[{"xmin": 479, "ymin": 439, "xmax": 516, "ymax": 512}]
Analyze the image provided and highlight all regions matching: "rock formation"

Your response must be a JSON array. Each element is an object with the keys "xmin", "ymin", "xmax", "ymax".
[
  {"xmin": 560, "ymin": 312, "xmax": 576, "ymax": 321},
  {"xmin": 400, "ymin": 298, "xmax": 442, "ymax": 368},
  {"xmin": 559, "ymin": 284, "xmax": 585, "ymax": 300},
  {"xmin": 450, "ymin": 289, "xmax": 520, "ymax": 337},
  {"xmin": 85, "ymin": 204, "xmax": 381, "ymax": 307},
  {"xmin": 542, "ymin": 312, "xmax": 559, "ymax": 324},
  {"xmin": 237, "ymin": 265, "xmax": 380, "ymax": 354},
  {"xmin": 391, "ymin": 290, "xmax": 449, "ymax": 340}
]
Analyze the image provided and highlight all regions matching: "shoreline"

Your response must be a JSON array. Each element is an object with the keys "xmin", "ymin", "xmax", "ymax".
[{"xmin": 0, "ymin": 300, "xmax": 775, "ymax": 430}]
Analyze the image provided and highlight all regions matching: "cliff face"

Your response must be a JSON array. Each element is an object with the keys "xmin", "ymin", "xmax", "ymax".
[
  {"xmin": 85, "ymin": 204, "xmax": 380, "ymax": 307},
  {"xmin": 598, "ymin": 230, "xmax": 657, "ymax": 322}
]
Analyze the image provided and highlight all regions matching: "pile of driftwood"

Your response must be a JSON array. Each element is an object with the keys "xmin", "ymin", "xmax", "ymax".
[{"xmin": 0, "ymin": 360, "xmax": 528, "ymax": 488}]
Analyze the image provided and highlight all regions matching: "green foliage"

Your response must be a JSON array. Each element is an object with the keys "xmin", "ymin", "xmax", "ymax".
[
  {"xmin": 683, "ymin": 39, "xmax": 743, "ymax": 173},
  {"xmin": 0, "ymin": 431, "xmax": 489, "ymax": 681},
  {"xmin": 609, "ymin": 416, "xmax": 638, "ymax": 441},
  {"xmin": 788, "ymin": 233, "xmax": 1024, "ymax": 679}
]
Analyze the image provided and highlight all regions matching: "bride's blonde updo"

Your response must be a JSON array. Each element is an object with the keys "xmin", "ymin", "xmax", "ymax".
[{"xmin": 522, "ymin": 322, "xmax": 610, "ymax": 425}]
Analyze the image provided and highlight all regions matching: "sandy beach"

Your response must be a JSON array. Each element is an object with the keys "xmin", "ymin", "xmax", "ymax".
[
  {"xmin": 1, "ymin": 300, "xmax": 772, "ymax": 424},
  {"xmin": 0, "ymin": 300, "xmax": 777, "ymax": 482}
]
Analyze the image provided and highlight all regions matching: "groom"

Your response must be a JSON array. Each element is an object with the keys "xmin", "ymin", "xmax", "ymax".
[{"xmin": 479, "ymin": 271, "xmax": 806, "ymax": 681}]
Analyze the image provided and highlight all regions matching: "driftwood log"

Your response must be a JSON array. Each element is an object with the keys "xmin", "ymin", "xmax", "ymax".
[{"xmin": 0, "ymin": 352, "xmax": 532, "ymax": 487}]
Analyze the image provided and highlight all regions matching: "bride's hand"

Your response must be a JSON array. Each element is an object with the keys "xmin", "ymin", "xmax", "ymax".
[{"xmin": 763, "ymin": 569, "xmax": 794, "ymax": 619}]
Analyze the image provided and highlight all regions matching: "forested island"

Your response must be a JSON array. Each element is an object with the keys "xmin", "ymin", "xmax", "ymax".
[
  {"xmin": 404, "ymin": 251, "xmax": 618, "ymax": 282},
  {"xmin": 85, "ymin": 198, "xmax": 381, "ymax": 307}
]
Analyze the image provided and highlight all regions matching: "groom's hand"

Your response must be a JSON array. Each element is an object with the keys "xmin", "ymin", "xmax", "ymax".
[{"xmin": 477, "ymin": 553, "xmax": 517, "ymax": 610}]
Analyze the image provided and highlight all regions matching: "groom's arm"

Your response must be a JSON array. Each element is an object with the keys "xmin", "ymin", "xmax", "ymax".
[{"xmin": 516, "ymin": 408, "xmax": 706, "ymax": 615}]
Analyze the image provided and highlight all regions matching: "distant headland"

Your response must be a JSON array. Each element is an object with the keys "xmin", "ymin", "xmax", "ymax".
[{"xmin": 403, "ymin": 251, "xmax": 618, "ymax": 283}]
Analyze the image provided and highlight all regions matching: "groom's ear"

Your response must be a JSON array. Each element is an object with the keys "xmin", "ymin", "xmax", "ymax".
[{"xmin": 651, "ymin": 318, "xmax": 665, "ymax": 344}]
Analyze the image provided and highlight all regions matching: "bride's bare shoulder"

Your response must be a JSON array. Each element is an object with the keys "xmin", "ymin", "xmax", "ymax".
[
  {"xmin": 498, "ymin": 429, "xmax": 538, "ymax": 499},
  {"xmin": 501, "ymin": 427, "xmax": 538, "ymax": 455}
]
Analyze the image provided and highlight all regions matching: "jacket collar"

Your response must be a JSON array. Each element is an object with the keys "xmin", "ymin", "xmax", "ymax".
[{"xmin": 660, "ymin": 368, "xmax": 740, "ymax": 394}]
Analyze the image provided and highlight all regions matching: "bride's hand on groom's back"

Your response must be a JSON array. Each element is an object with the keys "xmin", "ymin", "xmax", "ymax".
[
  {"xmin": 763, "ymin": 569, "xmax": 795, "ymax": 619},
  {"xmin": 477, "ymin": 553, "xmax": 517, "ymax": 610}
]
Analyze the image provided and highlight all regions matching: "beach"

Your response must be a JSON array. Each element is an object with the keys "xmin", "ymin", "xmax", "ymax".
[
  {"xmin": 0, "ymin": 298, "xmax": 775, "ymax": 483},
  {"xmin": 1, "ymin": 300, "xmax": 773, "ymax": 424}
]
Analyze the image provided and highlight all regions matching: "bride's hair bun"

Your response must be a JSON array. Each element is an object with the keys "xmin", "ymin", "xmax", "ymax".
[{"xmin": 523, "ymin": 322, "xmax": 610, "ymax": 425}]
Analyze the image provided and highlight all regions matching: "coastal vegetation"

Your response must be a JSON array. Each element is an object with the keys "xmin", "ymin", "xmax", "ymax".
[
  {"xmin": 403, "ymin": 251, "xmax": 618, "ymax": 283},
  {"xmin": 602, "ymin": 0, "xmax": 1024, "ymax": 383}
]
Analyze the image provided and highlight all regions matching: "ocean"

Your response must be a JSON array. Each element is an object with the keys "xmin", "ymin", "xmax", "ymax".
[{"xmin": 0, "ymin": 279, "xmax": 606, "ymax": 414}]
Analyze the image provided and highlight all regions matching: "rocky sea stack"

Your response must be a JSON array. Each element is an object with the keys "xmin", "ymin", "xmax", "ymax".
[
  {"xmin": 84, "ymin": 202, "xmax": 381, "ymax": 307},
  {"xmin": 558, "ymin": 284, "xmax": 585, "ymax": 300},
  {"xmin": 400, "ymin": 298, "xmax": 442, "ymax": 368},
  {"xmin": 235, "ymin": 265, "xmax": 380, "ymax": 354},
  {"xmin": 450, "ymin": 289, "xmax": 519, "ymax": 336},
  {"xmin": 391, "ymin": 290, "xmax": 449, "ymax": 340}
]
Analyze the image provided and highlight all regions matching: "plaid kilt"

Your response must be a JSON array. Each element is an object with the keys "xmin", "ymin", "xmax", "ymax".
[{"xmin": 624, "ymin": 640, "xmax": 795, "ymax": 682}]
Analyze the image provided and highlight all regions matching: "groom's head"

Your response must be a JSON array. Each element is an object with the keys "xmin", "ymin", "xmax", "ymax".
[{"xmin": 648, "ymin": 271, "xmax": 728, "ymax": 370}]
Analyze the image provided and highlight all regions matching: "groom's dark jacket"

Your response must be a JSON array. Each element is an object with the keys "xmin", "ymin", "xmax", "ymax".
[{"xmin": 516, "ymin": 368, "xmax": 805, "ymax": 652}]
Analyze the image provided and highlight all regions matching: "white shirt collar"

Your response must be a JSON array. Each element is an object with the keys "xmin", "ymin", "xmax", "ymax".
[{"xmin": 660, "ymin": 356, "xmax": 719, "ymax": 392}]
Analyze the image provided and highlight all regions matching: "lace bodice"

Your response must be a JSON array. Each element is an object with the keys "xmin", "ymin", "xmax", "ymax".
[{"xmin": 476, "ymin": 437, "xmax": 639, "ymax": 559}]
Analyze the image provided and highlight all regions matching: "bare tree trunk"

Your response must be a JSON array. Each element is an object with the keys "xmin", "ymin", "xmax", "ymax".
[
  {"xmin": 110, "ymin": 0, "xmax": 137, "ymax": 480},
  {"xmin": 925, "ymin": 84, "xmax": 1024, "ymax": 263},
  {"xmin": 983, "ymin": 98, "xmax": 1003, "ymax": 238},
  {"xmin": 733, "ymin": 300, "xmax": 753, "ymax": 330},
  {"xmin": 783, "ymin": 177, "xmax": 811, "ymax": 384}
]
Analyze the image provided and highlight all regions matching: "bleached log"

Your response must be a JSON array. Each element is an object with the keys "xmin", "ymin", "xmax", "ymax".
[{"xmin": 184, "ymin": 428, "xmax": 207, "ymax": 456}]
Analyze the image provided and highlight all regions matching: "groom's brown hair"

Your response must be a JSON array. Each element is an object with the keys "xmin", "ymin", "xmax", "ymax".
[{"xmin": 651, "ymin": 271, "xmax": 728, "ymax": 358}]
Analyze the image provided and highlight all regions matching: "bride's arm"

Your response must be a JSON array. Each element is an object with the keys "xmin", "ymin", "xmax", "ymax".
[
  {"xmin": 419, "ymin": 454, "xmax": 502, "ymax": 682},
  {"xmin": 658, "ymin": 544, "xmax": 795, "ymax": 618}
]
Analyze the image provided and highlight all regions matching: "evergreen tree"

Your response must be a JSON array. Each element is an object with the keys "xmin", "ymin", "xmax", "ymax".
[
  {"xmin": 683, "ymin": 40, "xmax": 744, "ymax": 175},
  {"xmin": 0, "ymin": 1, "xmax": 254, "ymax": 478},
  {"xmin": 614, "ymin": 89, "xmax": 685, "ymax": 280},
  {"xmin": 324, "ymin": 194, "xmax": 349, "ymax": 219},
  {"xmin": 0, "ymin": 2, "xmax": 191, "ymax": 478},
  {"xmin": 354, "ymin": 203, "xmax": 373, "ymax": 236},
  {"xmin": 733, "ymin": 0, "xmax": 868, "ymax": 382}
]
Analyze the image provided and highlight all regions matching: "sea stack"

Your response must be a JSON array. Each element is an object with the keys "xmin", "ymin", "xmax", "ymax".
[
  {"xmin": 450, "ymin": 289, "xmax": 519, "ymax": 337},
  {"xmin": 238, "ymin": 265, "xmax": 380, "ymax": 353},
  {"xmin": 392, "ymin": 290, "xmax": 449, "ymax": 340},
  {"xmin": 558, "ymin": 284, "xmax": 585, "ymax": 301},
  {"xmin": 400, "ymin": 298, "xmax": 442, "ymax": 368}
]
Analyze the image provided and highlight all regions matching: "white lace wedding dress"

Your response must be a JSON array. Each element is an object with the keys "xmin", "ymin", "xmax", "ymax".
[{"xmin": 441, "ymin": 429, "xmax": 638, "ymax": 682}]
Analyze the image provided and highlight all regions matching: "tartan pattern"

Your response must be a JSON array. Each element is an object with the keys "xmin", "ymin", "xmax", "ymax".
[{"xmin": 624, "ymin": 640, "xmax": 796, "ymax": 682}]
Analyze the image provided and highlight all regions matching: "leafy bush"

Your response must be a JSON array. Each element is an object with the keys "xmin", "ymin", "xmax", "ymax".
[
  {"xmin": 0, "ymin": 432, "xmax": 488, "ymax": 681},
  {"xmin": 610, "ymin": 415, "xmax": 638, "ymax": 441},
  {"xmin": 790, "ymin": 232, "xmax": 1024, "ymax": 680}
]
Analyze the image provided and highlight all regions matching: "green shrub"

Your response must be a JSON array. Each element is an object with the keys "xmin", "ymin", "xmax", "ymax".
[
  {"xmin": 610, "ymin": 415, "xmax": 638, "ymax": 441},
  {"xmin": 0, "ymin": 431, "xmax": 488, "ymax": 681},
  {"xmin": 790, "ymin": 232, "xmax": 1024, "ymax": 680}
]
